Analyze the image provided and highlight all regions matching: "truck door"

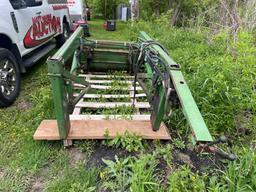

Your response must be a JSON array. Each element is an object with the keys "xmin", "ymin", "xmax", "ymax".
[
  {"xmin": 10, "ymin": 0, "xmax": 61, "ymax": 55},
  {"xmin": 48, "ymin": 0, "xmax": 69, "ymax": 37}
]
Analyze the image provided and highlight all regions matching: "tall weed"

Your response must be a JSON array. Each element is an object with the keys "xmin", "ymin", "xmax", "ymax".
[
  {"xmin": 127, "ymin": 19, "xmax": 256, "ymax": 139},
  {"xmin": 208, "ymin": 147, "xmax": 256, "ymax": 191},
  {"xmin": 101, "ymin": 155, "xmax": 162, "ymax": 191}
]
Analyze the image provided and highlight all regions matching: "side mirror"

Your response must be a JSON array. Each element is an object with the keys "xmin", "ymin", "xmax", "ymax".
[
  {"xmin": 11, "ymin": 0, "xmax": 27, "ymax": 10},
  {"xmin": 26, "ymin": 0, "xmax": 42, "ymax": 7}
]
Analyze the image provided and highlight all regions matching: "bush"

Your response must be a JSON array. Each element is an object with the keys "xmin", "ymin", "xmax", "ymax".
[
  {"xmin": 101, "ymin": 155, "xmax": 162, "ymax": 191},
  {"xmin": 127, "ymin": 19, "xmax": 256, "ymax": 138},
  {"xmin": 168, "ymin": 166, "xmax": 205, "ymax": 192},
  {"xmin": 208, "ymin": 147, "xmax": 256, "ymax": 191}
]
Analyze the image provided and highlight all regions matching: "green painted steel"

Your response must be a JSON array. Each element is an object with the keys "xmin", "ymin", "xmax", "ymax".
[
  {"xmin": 151, "ymin": 86, "xmax": 166, "ymax": 131},
  {"xmin": 70, "ymin": 51, "xmax": 79, "ymax": 74},
  {"xmin": 48, "ymin": 59, "xmax": 70, "ymax": 139},
  {"xmin": 52, "ymin": 27, "xmax": 83, "ymax": 62},
  {"xmin": 90, "ymin": 51, "xmax": 129, "ymax": 71},
  {"xmin": 81, "ymin": 39, "xmax": 136, "ymax": 50},
  {"xmin": 145, "ymin": 63, "xmax": 153, "ymax": 78},
  {"xmin": 47, "ymin": 27, "xmax": 84, "ymax": 139},
  {"xmin": 139, "ymin": 31, "xmax": 213, "ymax": 142},
  {"xmin": 89, "ymin": 62, "xmax": 129, "ymax": 71},
  {"xmin": 47, "ymin": 27, "xmax": 212, "ymax": 143}
]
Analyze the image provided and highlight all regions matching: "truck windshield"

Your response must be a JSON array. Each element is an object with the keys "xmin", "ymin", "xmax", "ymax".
[{"xmin": 67, "ymin": 0, "xmax": 84, "ymax": 22}]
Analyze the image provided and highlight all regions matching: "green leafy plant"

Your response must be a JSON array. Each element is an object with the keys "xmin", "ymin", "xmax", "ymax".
[
  {"xmin": 102, "ymin": 128, "xmax": 111, "ymax": 146},
  {"xmin": 173, "ymin": 138, "xmax": 186, "ymax": 150},
  {"xmin": 102, "ymin": 105, "xmax": 136, "ymax": 120},
  {"xmin": 101, "ymin": 154, "xmax": 162, "ymax": 192},
  {"xmin": 153, "ymin": 143, "xmax": 173, "ymax": 167},
  {"xmin": 168, "ymin": 165, "xmax": 205, "ymax": 192},
  {"xmin": 101, "ymin": 156, "xmax": 133, "ymax": 191},
  {"xmin": 107, "ymin": 131, "xmax": 143, "ymax": 152},
  {"xmin": 130, "ymin": 154, "xmax": 162, "ymax": 192},
  {"xmin": 73, "ymin": 140, "xmax": 95, "ymax": 154},
  {"xmin": 207, "ymin": 147, "xmax": 256, "ymax": 192}
]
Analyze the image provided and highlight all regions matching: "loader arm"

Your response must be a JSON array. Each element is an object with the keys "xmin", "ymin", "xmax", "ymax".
[{"xmin": 136, "ymin": 31, "xmax": 213, "ymax": 144}]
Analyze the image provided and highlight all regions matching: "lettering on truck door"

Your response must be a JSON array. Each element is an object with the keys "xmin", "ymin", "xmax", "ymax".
[
  {"xmin": 23, "ymin": 0, "xmax": 62, "ymax": 49},
  {"xmin": 50, "ymin": 0, "xmax": 69, "ymax": 37},
  {"xmin": 12, "ymin": 0, "xmax": 61, "ymax": 56}
]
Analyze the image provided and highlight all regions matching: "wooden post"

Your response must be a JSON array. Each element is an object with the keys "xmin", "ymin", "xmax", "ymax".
[
  {"xmin": 105, "ymin": 0, "xmax": 107, "ymax": 19},
  {"xmin": 131, "ymin": 0, "xmax": 139, "ymax": 22}
]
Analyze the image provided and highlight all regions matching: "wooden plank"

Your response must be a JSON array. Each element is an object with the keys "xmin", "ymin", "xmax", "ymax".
[
  {"xmin": 72, "ymin": 97, "xmax": 82, "ymax": 115},
  {"xmin": 33, "ymin": 120, "xmax": 171, "ymax": 140},
  {"xmin": 72, "ymin": 91, "xmax": 85, "ymax": 115},
  {"xmin": 70, "ymin": 114, "xmax": 151, "ymax": 120},
  {"xmin": 79, "ymin": 74, "xmax": 134, "ymax": 79},
  {"xmin": 76, "ymin": 102, "xmax": 150, "ymax": 108},
  {"xmin": 73, "ymin": 93, "xmax": 147, "ymax": 99},
  {"xmin": 86, "ymin": 80, "xmax": 138, "ymax": 84},
  {"xmin": 72, "ymin": 107, "xmax": 81, "ymax": 115},
  {"xmin": 74, "ymin": 84, "xmax": 143, "ymax": 91},
  {"xmin": 78, "ymin": 73, "xmax": 147, "ymax": 79}
]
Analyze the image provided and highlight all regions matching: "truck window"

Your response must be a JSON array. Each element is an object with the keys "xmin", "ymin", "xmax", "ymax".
[
  {"xmin": 25, "ymin": 0, "xmax": 42, "ymax": 7},
  {"xmin": 9, "ymin": 0, "xmax": 26, "ymax": 9},
  {"xmin": 48, "ymin": 0, "xmax": 67, "ymax": 4}
]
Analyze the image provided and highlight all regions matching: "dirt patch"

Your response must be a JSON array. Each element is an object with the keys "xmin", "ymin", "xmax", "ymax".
[
  {"xmin": 87, "ymin": 144, "xmax": 134, "ymax": 168},
  {"xmin": 0, "ymin": 169, "xmax": 4, "ymax": 179},
  {"xmin": 17, "ymin": 100, "xmax": 33, "ymax": 110},
  {"xmin": 172, "ymin": 147, "xmax": 223, "ymax": 173},
  {"xmin": 235, "ymin": 110, "xmax": 253, "ymax": 135},
  {"xmin": 177, "ymin": 152, "xmax": 194, "ymax": 166},
  {"xmin": 87, "ymin": 141, "xmax": 223, "ymax": 173},
  {"xmin": 155, "ymin": 159, "xmax": 172, "ymax": 188},
  {"xmin": 29, "ymin": 178, "xmax": 45, "ymax": 192},
  {"xmin": 154, "ymin": 146, "xmax": 224, "ymax": 187},
  {"xmin": 68, "ymin": 148, "xmax": 86, "ymax": 166}
]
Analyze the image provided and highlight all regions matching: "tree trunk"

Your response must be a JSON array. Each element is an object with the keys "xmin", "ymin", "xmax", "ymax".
[
  {"xmin": 131, "ymin": 0, "xmax": 139, "ymax": 21},
  {"xmin": 171, "ymin": 1, "xmax": 181, "ymax": 26},
  {"xmin": 155, "ymin": 0, "xmax": 160, "ymax": 18},
  {"xmin": 168, "ymin": 0, "xmax": 172, "ymax": 9}
]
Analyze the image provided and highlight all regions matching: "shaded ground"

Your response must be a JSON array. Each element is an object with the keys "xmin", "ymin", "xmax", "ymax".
[
  {"xmin": 68, "ymin": 148, "xmax": 86, "ymax": 166},
  {"xmin": 84, "ymin": 140, "xmax": 224, "ymax": 187},
  {"xmin": 0, "ymin": 169, "xmax": 4, "ymax": 180},
  {"xmin": 29, "ymin": 179, "xmax": 45, "ymax": 192},
  {"xmin": 87, "ymin": 143, "xmax": 134, "ymax": 167},
  {"xmin": 173, "ymin": 148, "xmax": 223, "ymax": 172}
]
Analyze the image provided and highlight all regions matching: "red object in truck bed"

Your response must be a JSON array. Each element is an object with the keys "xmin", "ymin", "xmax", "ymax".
[{"xmin": 71, "ymin": 19, "xmax": 88, "ymax": 32}]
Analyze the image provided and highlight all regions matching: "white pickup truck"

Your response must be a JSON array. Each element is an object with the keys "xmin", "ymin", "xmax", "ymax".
[{"xmin": 0, "ymin": 0, "xmax": 71, "ymax": 107}]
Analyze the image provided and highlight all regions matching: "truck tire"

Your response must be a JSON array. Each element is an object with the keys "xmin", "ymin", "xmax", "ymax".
[
  {"xmin": 0, "ymin": 48, "xmax": 21, "ymax": 108},
  {"xmin": 56, "ymin": 23, "xmax": 70, "ymax": 48}
]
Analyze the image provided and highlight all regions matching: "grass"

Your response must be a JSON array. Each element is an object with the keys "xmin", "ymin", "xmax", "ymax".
[
  {"xmin": 0, "ymin": 19, "xmax": 134, "ymax": 191},
  {"xmin": 101, "ymin": 155, "xmax": 161, "ymax": 192},
  {"xmin": 0, "ymin": 18, "xmax": 255, "ymax": 191},
  {"xmin": 89, "ymin": 19, "xmax": 130, "ymax": 40}
]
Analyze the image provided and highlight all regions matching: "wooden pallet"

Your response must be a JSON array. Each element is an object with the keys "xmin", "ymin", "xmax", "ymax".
[
  {"xmin": 33, "ymin": 120, "xmax": 170, "ymax": 140},
  {"xmin": 33, "ymin": 74, "xmax": 171, "ymax": 143}
]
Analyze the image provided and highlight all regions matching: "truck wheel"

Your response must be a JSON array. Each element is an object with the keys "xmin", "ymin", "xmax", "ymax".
[
  {"xmin": 56, "ymin": 23, "xmax": 70, "ymax": 47},
  {"xmin": 0, "ymin": 48, "xmax": 20, "ymax": 108}
]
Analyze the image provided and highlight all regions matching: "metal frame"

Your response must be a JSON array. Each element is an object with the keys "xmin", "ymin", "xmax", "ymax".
[{"xmin": 46, "ymin": 27, "xmax": 213, "ymax": 144}]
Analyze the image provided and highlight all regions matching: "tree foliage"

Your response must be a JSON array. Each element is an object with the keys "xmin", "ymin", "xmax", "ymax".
[
  {"xmin": 139, "ymin": 0, "xmax": 256, "ymax": 33},
  {"xmin": 87, "ymin": 0, "xmax": 256, "ymax": 34},
  {"xmin": 87, "ymin": 0, "xmax": 128, "ymax": 19}
]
